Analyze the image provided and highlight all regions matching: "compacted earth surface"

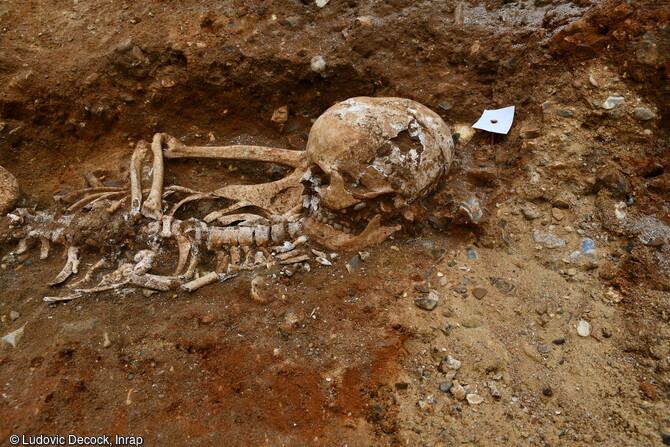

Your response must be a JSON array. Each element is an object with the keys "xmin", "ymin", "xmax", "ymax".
[{"xmin": 0, "ymin": 0, "xmax": 669, "ymax": 445}]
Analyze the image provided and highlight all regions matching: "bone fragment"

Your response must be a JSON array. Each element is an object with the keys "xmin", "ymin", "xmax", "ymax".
[
  {"xmin": 39, "ymin": 236, "xmax": 50, "ymax": 259},
  {"xmin": 184, "ymin": 245, "xmax": 200, "ymax": 279},
  {"xmin": 250, "ymin": 276, "xmax": 268, "ymax": 303},
  {"xmin": 48, "ymin": 246, "xmax": 80, "ymax": 286},
  {"xmin": 292, "ymin": 235, "xmax": 308, "ymax": 246},
  {"xmin": 44, "ymin": 294, "xmax": 82, "ymax": 302},
  {"xmin": 216, "ymin": 251, "xmax": 229, "ymax": 273},
  {"xmin": 107, "ymin": 195, "xmax": 129, "ymax": 214},
  {"xmin": 304, "ymin": 214, "xmax": 401, "ymax": 251},
  {"xmin": 238, "ymin": 227, "xmax": 254, "ymax": 246},
  {"xmin": 229, "ymin": 246, "xmax": 241, "ymax": 268},
  {"xmin": 288, "ymin": 221, "xmax": 303, "ymax": 238},
  {"xmin": 162, "ymin": 133, "xmax": 308, "ymax": 168},
  {"xmin": 14, "ymin": 238, "xmax": 30, "ymax": 255},
  {"xmin": 254, "ymin": 250, "xmax": 267, "ymax": 265},
  {"xmin": 141, "ymin": 133, "xmax": 165, "ymax": 220},
  {"xmin": 212, "ymin": 169, "xmax": 306, "ymax": 216},
  {"xmin": 276, "ymin": 249, "xmax": 303, "ymax": 261},
  {"xmin": 181, "ymin": 271, "xmax": 219, "ymax": 292},
  {"xmin": 168, "ymin": 192, "xmax": 213, "ymax": 216},
  {"xmin": 316, "ymin": 257, "xmax": 332, "ymax": 266},
  {"xmin": 55, "ymin": 187, "xmax": 123, "ymax": 205},
  {"xmin": 70, "ymin": 257, "xmax": 107, "ymax": 288},
  {"xmin": 127, "ymin": 273, "xmax": 181, "ymax": 291},
  {"xmin": 216, "ymin": 213, "xmax": 269, "ymax": 226},
  {"xmin": 204, "ymin": 201, "xmax": 254, "ymax": 223},
  {"xmin": 161, "ymin": 215, "xmax": 173, "ymax": 237},
  {"xmin": 254, "ymin": 225, "xmax": 270, "ymax": 246},
  {"xmin": 175, "ymin": 235, "xmax": 191, "ymax": 276},
  {"xmin": 83, "ymin": 171, "xmax": 105, "ymax": 187},
  {"xmin": 270, "ymin": 223, "xmax": 286, "ymax": 243},
  {"xmin": 279, "ymin": 254, "xmax": 310, "ymax": 265},
  {"xmin": 273, "ymin": 241, "xmax": 295, "ymax": 253},
  {"xmin": 67, "ymin": 191, "xmax": 125, "ymax": 213},
  {"xmin": 133, "ymin": 250, "xmax": 156, "ymax": 275}
]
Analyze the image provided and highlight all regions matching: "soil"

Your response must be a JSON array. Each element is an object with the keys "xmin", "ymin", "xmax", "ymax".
[{"xmin": 1, "ymin": 0, "xmax": 669, "ymax": 446}]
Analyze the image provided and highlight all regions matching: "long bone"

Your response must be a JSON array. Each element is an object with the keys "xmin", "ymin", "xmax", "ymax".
[
  {"xmin": 130, "ymin": 140, "xmax": 149, "ymax": 216},
  {"xmin": 141, "ymin": 133, "xmax": 166, "ymax": 220},
  {"xmin": 159, "ymin": 133, "xmax": 309, "ymax": 216}
]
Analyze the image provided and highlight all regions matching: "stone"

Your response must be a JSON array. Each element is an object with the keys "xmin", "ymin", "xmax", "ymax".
[
  {"xmin": 519, "ymin": 122, "xmax": 541, "ymax": 139},
  {"xmin": 556, "ymin": 109, "xmax": 573, "ymax": 117},
  {"xmin": 271, "ymin": 106, "xmax": 288, "ymax": 124},
  {"xmin": 521, "ymin": 205, "xmax": 541, "ymax": 220},
  {"xmin": 466, "ymin": 393, "xmax": 484, "ymax": 405},
  {"xmin": 315, "ymin": 0, "xmax": 329, "ymax": 6},
  {"xmin": 488, "ymin": 381, "xmax": 502, "ymax": 399},
  {"xmin": 0, "ymin": 165, "xmax": 19, "ymax": 215},
  {"xmin": 102, "ymin": 332, "xmax": 112, "ymax": 348},
  {"xmin": 453, "ymin": 123, "xmax": 475, "ymax": 144},
  {"xmin": 601, "ymin": 96, "xmax": 624, "ymax": 110},
  {"xmin": 533, "ymin": 230, "xmax": 565, "ymax": 248},
  {"xmin": 450, "ymin": 381, "xmax": 467, "ymax": 400},
  {"xmin": 576, "ymin": 320, "xmax": 591, "ymax": 337},
  {"xmin": 310, "ymin": 55, "xmax": 326, "ymax": 73},
  {"xmin": 632, "ymin": 107, "xmax": 655, "ymax": 121},
  {"xmin": 471, "ymin": 287, "xmax": 488, "ymax": 300},
  {"xmin": 415, "ymin": 297, "xmax": 438, "ymax": 311},
  {"xmin": 9, "ymin": 311, "xmax": 20, "ymax": 321},
  {"xmin": 2, "ymin": 325, "xmax": 25, "ymax": 347},
  {"xmin": 438, "ymin": 101, "xmax": 453, "ymax": 111},
  {"xmin": 542, "ymin": 387, "xmax": 554, "ymax": 397},
  {"xmin": 588, "ymin": 75, "xmax": 599, "ymax": 88},
  {"xmin": 551, "ymin": 208, "xmax": 564, "ymax": 221},
  {"xmin": 636, "ymin": 40, "xmax": 658, "ymax": 65},
  {"xmin": 640, "ymin": 382, "xmax": 656, "ymax": 400},
  {"xmin": 438, "ymin": 355, "xmax": 462, "ymax": 372},
  {"xmin": 439, "ymin": 382, "xmax": 453, "ymax": 393}
]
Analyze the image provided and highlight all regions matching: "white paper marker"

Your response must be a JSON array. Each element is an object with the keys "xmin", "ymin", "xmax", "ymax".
[{"xmin": 472, "ymin": 106, "xmax": 515, "ymax": 134}]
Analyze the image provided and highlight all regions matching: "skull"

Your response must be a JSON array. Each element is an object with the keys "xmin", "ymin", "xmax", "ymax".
[{"xmin": 303, "ymin": 97, "xmax": 454, "ymax": 251}]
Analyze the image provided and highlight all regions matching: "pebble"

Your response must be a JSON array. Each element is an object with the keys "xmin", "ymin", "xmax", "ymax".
[
  {"xmin": 315, "ymin": 0, "xmax": 329, "ymax": 7},
  {"xmin": 640, "ymin": 382, "xmax": 656, "ymax": 400},
  {"xmin": 488, "ymin": 381, "xmax": 502, "ymax": 399},
  {"xmin": 533, "ymin": 230, "xmax": 565, "ymax": 248},
  {"xmin": 636, "ymin": 40, "xmax": 658, "ymax": 65},
  {"xmin": 551, "ymin": 208, "xmax": 564, "ymax": 221},
  {"xmin": 415, "ymin": 297, "xmax": 438, "ymax": 311},
  {"xmin": 414, "ymin": 284, "xmax": 429, "ymax": 293},
  {"xmin": 576, "ymin": 319, "xmax": 591, "ymax": 337},
  {"xmin": 588, "ymin": 75, "xmax": 599, "ymax": 88},
  {"xmin": 601, "ymin": 96, "xmax": 624, "ymax": 110},
  {"xmin": 9, "ymin": 311, "xmax": 20, "ymax": 321},
  {"xmin": 439, "ymin": 355, "xmax": 462, "ymax": 372},
  {"xmin": 310, "ymin": 55, "xmax": 326, "ymax": 73},
  {"xmin": 522, "ymin": 205, "xmax": 541, "ymax": 220},
  {"xmin": 438, "ymin": 101, "xmax": 453, "ymax": 111},
  {"xmin": 632, "ymin": 107, "xmax": 655, "ymax": 121},
  {"xmin": 2, "ymin": 325, "xmax": 24, "ymax": 348},
  {"xmin": 102, "ymin": 332, "xmax": 112, "ymax": 348},
  {"xmin": 556, "ymin": 109, "xmax": 573, "ymax": 117},
  {"xmin": 542, "ymin": 387, "xmax": 554, "ymax": 397},
  {"xmin": 466, "ymin": 393, "xmax": 484, "ymax": 405},
  {"xmin": 450, "ymin": 381, "xmax": 467, "ymax": 400},
  {"xmin": 471, "ymin": 287, "xmax": 488, "ymax": 300},
  {"xmin": 439, "ymin": 382, "xmax": 453, "ymax": 393},
  {"xmin": 465, "ymin": 248, "xmax": 478, "ymax": 259}
]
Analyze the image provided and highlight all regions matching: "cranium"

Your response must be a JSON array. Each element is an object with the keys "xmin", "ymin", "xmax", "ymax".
[{"xmin": 302, "ymin": 97, "xmax": 454, "ymax": 251}]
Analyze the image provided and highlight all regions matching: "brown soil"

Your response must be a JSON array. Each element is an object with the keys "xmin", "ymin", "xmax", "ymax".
[{"xmin": 1, "ymin": 0, "xmax": 669, "ymax": 446}]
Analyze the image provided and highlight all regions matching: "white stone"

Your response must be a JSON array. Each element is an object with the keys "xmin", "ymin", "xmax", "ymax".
[
  {"xmin": 601, "ymin": 96, "xmax": 624, "ymax": 110},
  {"xmin": 466, "ymin": 393, "xmax": 484, "ymax": 405},
  {"xmin": 310, "ymin": 56, "xmax": 326, "ymax": 73},
  {"xmin": 577, "ymin": 320, "xmax": 591, "ymax": 337}
]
